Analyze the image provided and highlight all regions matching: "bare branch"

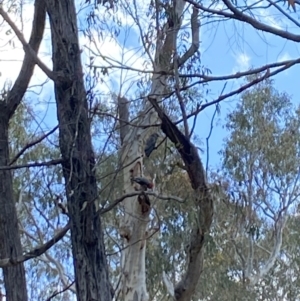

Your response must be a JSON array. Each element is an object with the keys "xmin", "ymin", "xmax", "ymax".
[
  {"xmin": 99, "ymin": 191, "xmax": 184, "ymax": 215},
  {"xmin": 174, "ymin": 49, "xmax": 189, "ymax": 137},
  {"xmin": 45, "ymin": 281, "xmax": 75, "ymax": 301},
  {"xmin": 0, "ymin": 0, "xmax": 47, "ymax": 118},
  {"xmin": 267, "ymin": 0, "xmax": 300, "ymax": 28},
  {"xmin": 0, "ymin": 222, "xmax": 70, "ymax": 268},
  {"xmin": 9, "ymin": 126, "xmax": 58, "ymax": 165},
  {"xmin": 91, "ymin": 57, "xmax": 300, "ymax": 83},
  {"xmin": 0, "ymin": 5, "xmax": 55, "ymax": 84},
  {"xmin": 205, "ymin": 105, "xmax": 218, "ymax": 174},
  {"xmin": 118, "ymin": 96, "xmax": 130, "ymax": 145},
  {"xmin": 0, "ymin": 159, "xmax": 63, "ymax": 171},
  {"xmin": 186, "ymin": 0, "xmax": 300, "ymax": 42},
  {"xmin": 178, "ymin": 7, "xmax": 200, "ymax": 67},
  {"xmin": 193, "ymin": 66, "xmax": 285, "ymax": 113}
]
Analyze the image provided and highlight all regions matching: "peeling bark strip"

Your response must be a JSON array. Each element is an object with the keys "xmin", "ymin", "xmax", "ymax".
[
  {"xmin": 45, "ymin": 1, "xmax": 111, "ymax": 300},
  {"xmin": 147, "ymin": 97, "xmax": 213, "ymax": 301}
]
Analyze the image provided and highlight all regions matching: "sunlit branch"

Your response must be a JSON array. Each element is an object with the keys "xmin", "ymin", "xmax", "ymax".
[{"xmin": 177, "ymin": 7, "xmax": 200, "ymax": 67}]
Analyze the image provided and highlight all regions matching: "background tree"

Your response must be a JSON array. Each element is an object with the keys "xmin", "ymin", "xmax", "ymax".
[{"xmin": 192, "ymin": 78, "xmax": 300, "ymax": 300}]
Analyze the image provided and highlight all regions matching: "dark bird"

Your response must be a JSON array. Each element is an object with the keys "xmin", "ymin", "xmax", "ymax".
[
  {"xmin": 144, "ymin": 133, "xmax": 159, "ymax": 157},
  {"xmin": 132, "ymin": 177, "xmax": 154, "ymax": 190}
]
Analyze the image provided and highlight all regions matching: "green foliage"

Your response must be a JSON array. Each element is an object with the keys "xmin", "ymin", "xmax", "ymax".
[
  {"xmin": 223, "ymin": 79, "xmax": 300, "ymax": 182},
  {"xmin": 7, "ymin": 102, "xmax": 73, "ymax": 301},
  {"xmin": 200, "ymin": 79, "xmax": 300, "ymax": 300}
]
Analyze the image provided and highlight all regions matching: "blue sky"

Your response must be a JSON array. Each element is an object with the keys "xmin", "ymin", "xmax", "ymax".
[
  {"xmin": 195, "ymin": 6, "xmax": 300, "ymax": 168},
  {"xmin": 1, "ymin": 0, "xmax": 300, "ymax": 170}
]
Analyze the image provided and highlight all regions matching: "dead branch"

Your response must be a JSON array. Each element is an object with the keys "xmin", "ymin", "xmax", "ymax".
[{"xmin": 45, "ymin": 281, "xmax": 75, "ymax": 301}]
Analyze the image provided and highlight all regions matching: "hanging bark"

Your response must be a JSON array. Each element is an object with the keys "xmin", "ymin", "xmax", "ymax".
[
  {"xmin": 0, "ymin": 1, "xmax": 46, "ymax": 300},
  {"xmin": 148, "ymin": 97, "xmax": 213, "ymax": 301},
  {"xmin": 44, "ymin": 1, "xmax": 112, "ymax": 300},
  {"xmin": 117, "ymin": 2, "xmax": 213, "ymax": 301},
  {"xmin": 146, "ymin": 5, "xmax": 213, "ymax": 301}
]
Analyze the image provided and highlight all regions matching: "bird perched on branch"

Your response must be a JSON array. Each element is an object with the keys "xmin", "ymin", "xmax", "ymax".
[
  {"xmin": 132, "ymin": 177, "xmax": 154, "ymax": 190},
  {"xmin": 144, "ymin": 133, "xmax": 159, "ymax": 157}
]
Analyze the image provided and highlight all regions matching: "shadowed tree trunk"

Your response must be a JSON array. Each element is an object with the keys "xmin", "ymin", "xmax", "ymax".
[
  {"xmin": 45, "ymin": 1, "xmax": 112, "ymax": 300},
  {"xmin": 0, "ymin": 1, "xmax": 46, "ymax": 299},
  {"xmin": 0, "ymin": 116, "xmax": 28, "ymax": 301}
]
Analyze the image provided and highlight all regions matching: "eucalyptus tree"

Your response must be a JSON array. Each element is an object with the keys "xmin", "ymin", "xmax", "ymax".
[{"xmin": 214, "ymin": 78, "xmax": 300, "ymax": 296}]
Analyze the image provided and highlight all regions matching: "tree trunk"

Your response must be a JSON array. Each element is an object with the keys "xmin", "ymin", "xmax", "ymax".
[
  {"xmin": 45, "ymin": 1, "xmax": 112, "ymax": 300},
  {"xmin": 0, "ymin": 1, "xmax": 46, "ymax": 299},
  {"xmin": 0, "ymin": 113, "xmax": 28, "ymax": 301},
  {"xmin": 116, "ymin": 1, "xmax": 188, "ymax": 299}
]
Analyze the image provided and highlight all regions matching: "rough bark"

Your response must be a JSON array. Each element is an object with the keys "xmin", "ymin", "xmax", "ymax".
[
  {"xmin": 0, "ymin": 115, "xmax": 28, "ymax": 301},
  {"xmin": 45, "ymin": 1, "xmax": 112, "ymax": 300},
  {"xmin": 0, "ymin": 1, "xmax": 46, "ymax": 300}
]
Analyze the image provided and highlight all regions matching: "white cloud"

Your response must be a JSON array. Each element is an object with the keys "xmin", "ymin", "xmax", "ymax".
[
  {"xmin": 259, "ymin": 10, "xmax": 282, "ymax": 30},
  {"xmin": 79, "ymin": 27, "xmax": 151, "ymax": 96},
  {"xmin": 277, "ymin": 52, "xmax": 292, "ymax": 62},
  {"xmin": 233, "ymin": 52, "xmax": 251, "ymax": 72},
  {"xmin": 0, "ymin": 2, "xmax": 51, "ymax": 90}
]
